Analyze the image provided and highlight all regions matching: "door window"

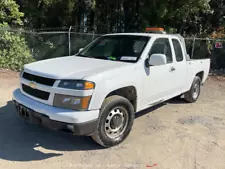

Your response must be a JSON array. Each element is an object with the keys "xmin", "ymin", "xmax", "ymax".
[
  {"xmin": 172, "ymin": 39, "xmax": 184, "ymax": 62},
  {"xmin": 149, "ymin": 38, "xmax": 173, "ymax": 64}
]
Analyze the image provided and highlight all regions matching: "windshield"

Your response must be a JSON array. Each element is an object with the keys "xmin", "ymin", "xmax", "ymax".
[{"xmin": 77, "ymin": 35, "xmax": 150, "ymax": 63}]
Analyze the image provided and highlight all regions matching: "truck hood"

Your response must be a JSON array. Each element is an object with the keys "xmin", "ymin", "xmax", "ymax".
[{"xmin": 24, "ymin": 56, "xmax": 129, "ymax": 79}]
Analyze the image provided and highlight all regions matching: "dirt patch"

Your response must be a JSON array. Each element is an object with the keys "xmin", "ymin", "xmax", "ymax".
[
  {"xmin": 178, "ymin": 116, "xmax": 205, "ymax": 125},
  {"xmin": 0, "ymin": 69, "xmax": 19, "ymax": 79},
  {"xmin": 177, "ymin": 115, "xmax": 225, "ymax": 132}
]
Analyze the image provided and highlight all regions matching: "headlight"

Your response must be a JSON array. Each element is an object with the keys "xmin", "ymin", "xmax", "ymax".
[
  {"xmin": 53, "ymin": 94, "xmax": 91, "ymax": 110},
  {"xmin": 58, "ymin": 80, "xmax": 95, "ymax": 90}
]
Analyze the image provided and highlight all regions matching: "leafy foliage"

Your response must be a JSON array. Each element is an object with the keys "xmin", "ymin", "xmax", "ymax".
[
  {"xmin": 16, "ymin": 0, "xmax": 223, "ymax": 36},
  {"xmin": 0, "ymin": 1, "xmax": 34, "ymax": 70},
  {"xmin": 0, "ymin": 0, "xmax": 24, "ymax": 25},
  {"xmin": 30, "ymin": 33, "xmax": 67, "ymax": 60},
  {"xmin": 0, "ymin": 0, "xmax": 225, "ymax": 70},
  {"xmin": 209, "ymin": 27, "xmax": 225, "ymax": 39},
  {"xmin": 0, "ymin": 24, "xmax": 34, "ymax": 70}
]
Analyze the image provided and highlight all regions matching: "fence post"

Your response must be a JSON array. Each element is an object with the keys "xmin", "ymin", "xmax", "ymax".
[
  {"xmin": 191, "ymin": 37, "xmax": 196, "ymax": 58},
  {"xmin": 31, "ymin": 31, "xmax": 34, "ymax": 59},
  {"xmin": 92, "ymin": 31, "xmax": 95, "ymax": 41},
  {"xmin": 68, "ymin": 26, "xmax": 72, "ymax": 56}
]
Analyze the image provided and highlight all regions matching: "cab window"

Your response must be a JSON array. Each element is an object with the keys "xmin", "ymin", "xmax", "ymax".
[
  {"xmin": 172, "ymin": 39, "xmax": 184, "ymax": 62},
  {"xmin": 149, "ymin": 38, "xmax": 173, "ymax": 64}
]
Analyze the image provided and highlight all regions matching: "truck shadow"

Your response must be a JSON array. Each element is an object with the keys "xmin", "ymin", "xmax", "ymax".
[
  {"xmin": 0, "ymin": 101, "xmax": 102, "ymax": 162},
  {"xmin": 0, "ymin": 97, "xmax": 186, "ymax": 162},
  {"xmin": 135, "ymin": 97, "xmax": 186, "ymax": 119},
  {"xmin": 135, "ymin": 103, "xmax": 166, "ymax": 119},
  {"xmin": 167, "ymin": 97, "xmax": 188, "ymax": 105}
]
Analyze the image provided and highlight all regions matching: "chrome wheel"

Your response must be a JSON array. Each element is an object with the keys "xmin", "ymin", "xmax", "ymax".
[
  {"xmin": 192, "ymin": 82, "xmax": 200, "ymax": 99},
  {"xmin": 105, "ymin": 107, "xmax": 128, "ymax": 139}
]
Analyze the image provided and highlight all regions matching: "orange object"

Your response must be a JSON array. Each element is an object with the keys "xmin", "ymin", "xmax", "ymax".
[
  {"xmin": 84, "ymin": 81, "xmax": 95, "ymax": 89},
  {"xmin": 81, "ymin": 96, "xmax": 91, "ymax": 109},
  {"xmin": 146, "ymin": 164, "xmax": 158, "ymax": 168},
  {"xmin": 145, "ymin": 27, "xmax": 164, "ymax": 32}
]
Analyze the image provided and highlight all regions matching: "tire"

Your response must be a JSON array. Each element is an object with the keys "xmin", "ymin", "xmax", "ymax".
[
  {"xmin": 91, "ymin": 95, "xmax": 134, "ymax": 147},
  {"xmin": 184, "ymin": 76, "xmax": 201, "ymax": 103}
]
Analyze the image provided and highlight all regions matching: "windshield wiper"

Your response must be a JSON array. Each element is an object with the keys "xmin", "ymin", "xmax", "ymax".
[
  {"xmin": 77, "ymin": 55, "xmax": 117, "ymax": 61},
  {"xmin": 94, "ymin": 56, "xmax": 117, "ymax": 61}
]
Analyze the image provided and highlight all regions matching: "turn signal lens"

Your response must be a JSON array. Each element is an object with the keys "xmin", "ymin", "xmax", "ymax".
[
  {"xmin": 84, "ymin": 81, "xmax": 95, "ymax": 89},
  {"xmin": 81, "ymin": 96, "xmax": 91, "ymax": 109}
]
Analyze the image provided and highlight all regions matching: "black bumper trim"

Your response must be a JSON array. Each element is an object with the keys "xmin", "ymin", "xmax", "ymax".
[{"xmin": 13, "ymin": 100, "xmax": 98, "ymax": 136}]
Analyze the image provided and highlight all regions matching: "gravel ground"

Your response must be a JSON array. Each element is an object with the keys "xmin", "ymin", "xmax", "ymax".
[{"xmin": 0, "ymin": 69, "xmax": 225, "ymax": 169}]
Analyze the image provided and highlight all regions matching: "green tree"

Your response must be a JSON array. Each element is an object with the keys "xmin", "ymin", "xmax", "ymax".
[
  {"xmin": 138, "ymin": 0, "xmax": 211, "ymax": 34},
  {"xmin": 16, "ymin": 0, "xmax": 78, "ymax": 28},
  {"xmin": 16, "ymin": 0, "xmax": 213, "ymax": 35},
  {"xmin": 0, "ymin": 0, "xmax": 33, "ymax": 70},
  {"xmin": 0, "ymin": 0, "xmax": 24, "ymax": 25},
  {"xmin": 0, "ymin": 25, "xmax": 34, "ymax": 70}
]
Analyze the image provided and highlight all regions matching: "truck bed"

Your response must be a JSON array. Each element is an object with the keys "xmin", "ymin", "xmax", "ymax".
[{"xmin": 184, "ymin": 58, "xmax": 210, "ymax": 92}]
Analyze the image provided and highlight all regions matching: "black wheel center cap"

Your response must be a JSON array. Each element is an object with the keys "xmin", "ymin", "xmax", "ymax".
[{"xmin": 110, "ymin": 115, "xmax": 123, "ymax": 129}]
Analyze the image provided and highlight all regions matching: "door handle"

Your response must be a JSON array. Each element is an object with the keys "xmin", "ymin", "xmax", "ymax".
[{"xmin": 170, "ymin": 67, "xmax": 176, "ymax": 72}]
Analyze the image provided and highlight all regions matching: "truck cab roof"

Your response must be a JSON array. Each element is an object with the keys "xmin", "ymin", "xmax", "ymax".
[{"xmin": 103, "ymin": 32, "xmax": 176, "ymax": 38}]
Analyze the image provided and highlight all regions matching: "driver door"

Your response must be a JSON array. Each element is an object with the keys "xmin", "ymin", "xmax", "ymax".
[{"xmin": 142, "ymin": 38, "xmax": 176, "ymax": 106}]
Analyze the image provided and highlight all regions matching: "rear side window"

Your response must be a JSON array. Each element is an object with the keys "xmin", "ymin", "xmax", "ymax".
[
  {"xmin": 149, "ymin": 38, "xmax": 173, "ymax": 64},
  {"xmin": 172, "ymin": 39, "xmax": 184, "ymax": 62}
]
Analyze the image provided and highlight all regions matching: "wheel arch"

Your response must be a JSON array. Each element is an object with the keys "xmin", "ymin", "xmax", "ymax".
[
  {"xmin": 196, "ymin": 71, "xmax": 204, "ymax": 83},
  {"xmin": 104, "ymin": 86, "xmax": 138, "ymax": 112}
]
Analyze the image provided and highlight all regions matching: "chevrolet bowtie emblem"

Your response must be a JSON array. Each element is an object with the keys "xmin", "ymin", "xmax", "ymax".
[{"xmin": 29, "ymin": 81, "xmax": 37, "ymax": 89}]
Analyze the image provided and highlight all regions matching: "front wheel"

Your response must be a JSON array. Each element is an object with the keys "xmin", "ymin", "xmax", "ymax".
[
  {"xmin": 92, "ymin": 95, "xmax": 134, "ymax": 147},
  {"xmin": 184, "ymin": 76, "xmax": 201, "ymax": 103}
]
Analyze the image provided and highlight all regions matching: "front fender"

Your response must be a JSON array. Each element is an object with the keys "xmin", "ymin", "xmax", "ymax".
[{"xmin": 88, "ymin": 76, "xmax": 141, "ymax": 111}]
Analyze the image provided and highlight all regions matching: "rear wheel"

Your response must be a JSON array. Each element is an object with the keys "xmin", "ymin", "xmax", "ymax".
[
  {"xmin": 92, "ymin": 95, "xmax": 134, "ymax": 147},
  {"xmin": 184, "ymin": 76, "xmax": 201, "ymax": 103}
]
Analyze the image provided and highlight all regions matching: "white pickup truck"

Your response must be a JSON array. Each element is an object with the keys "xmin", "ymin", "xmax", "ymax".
[{"xmin": 13, "ymin": 30, "xmax": 210, "ymax": 147}]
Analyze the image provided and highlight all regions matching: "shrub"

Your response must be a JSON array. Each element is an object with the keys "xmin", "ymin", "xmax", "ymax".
[{"xmin": 0, "ymin": 25, "xmax": 34, "ymax": 71}]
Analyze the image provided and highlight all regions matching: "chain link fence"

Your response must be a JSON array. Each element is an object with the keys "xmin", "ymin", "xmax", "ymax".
[
  {"xmin": 185, "ymin": 37, "xmax": 225, "ymax": 70},
  {"xmin": 0, "ymin": 27, "xmax": 225, "ymax": 71},
  {"xmin": 25, "ymin": 30, "xmax": 101, "ymax": 60}
]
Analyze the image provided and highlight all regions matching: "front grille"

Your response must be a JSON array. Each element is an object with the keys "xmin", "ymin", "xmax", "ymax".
[
  {"xmin": 22, "ymin": 84, "xmax": 50, "ymax": 100},
  {"xmin": 23, "ymin": 72, "xmax": 56, "ymax": 86}
]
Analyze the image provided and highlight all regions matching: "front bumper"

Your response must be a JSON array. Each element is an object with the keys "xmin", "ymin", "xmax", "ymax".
[{"xmin": 13, "ymin": 89, "xmax": 99, "ymax": 135}]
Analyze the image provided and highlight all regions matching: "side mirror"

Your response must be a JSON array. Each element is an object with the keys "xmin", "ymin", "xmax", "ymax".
[
  {"xmin": 78, "ymin": 48, "xmax": 84, "ymax": 53},
  {"xmin": 145, "ymin": 54, "xmax": 167, "ymax": 67}
]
